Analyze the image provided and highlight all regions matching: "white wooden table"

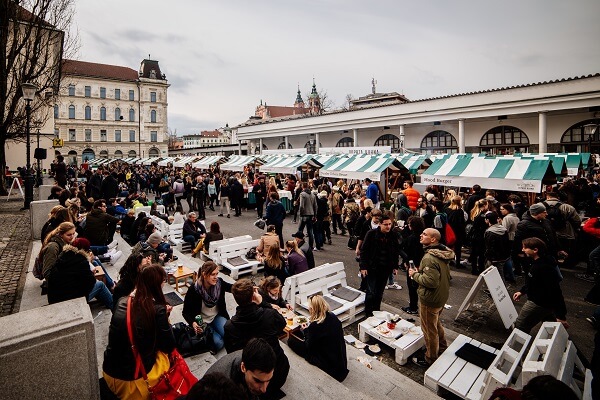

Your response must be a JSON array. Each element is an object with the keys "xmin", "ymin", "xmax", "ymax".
[
  {"xmin": 358, "ymin": 317, "xmax": 424, "ymax": 365},
  {"xmin": 424, "ymin": 334, "xmax": 499, "ymax": 400}
]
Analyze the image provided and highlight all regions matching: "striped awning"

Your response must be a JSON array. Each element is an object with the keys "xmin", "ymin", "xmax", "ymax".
[
  {"xmin": 396, "ymin": 154, "xmax": 432, "ymax": 174},
  {"xmin": 422, "ymin": 157, "xmax": 556, "ymax": 192},
  {"xmin": 158, "ymin": 157, "xmax": 175, "ymax": 166},
  {"xmin": 192, "ymin": 155, "xmax": 226, "ymax": 170},
  {"xmin": 220, "ymin": 155, "xmax": 263, "ymax": 171},
  {"xmin": 521, "ymin": 153, "xmax": 589, "ymax": 175},
  {"xmin": 140, "ymin": 157, "xmax": 161, "ymax": 166},
  {"xmin": 497, "ymin": 155, "xmax": 568, "ymax": 177},
  {"xmin": 173, "ymin": 156, "xmax": 199, "ymax": 168},
  {"xmin": 259, "ymin": 155, "xmax": 323, "ymax": 175},
  {"xmin": 319, "ymin": 154, "xmax": 408, "ymax": 182}
]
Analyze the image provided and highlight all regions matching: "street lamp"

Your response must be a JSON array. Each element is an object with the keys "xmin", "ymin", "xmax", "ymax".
[
  {"xmin": 21, "ymin": 82, "xmax": 37, "ymax": 210},
  {"xmin": 583, "ymin": 122, "xmax": 597, "ymax": 153}
]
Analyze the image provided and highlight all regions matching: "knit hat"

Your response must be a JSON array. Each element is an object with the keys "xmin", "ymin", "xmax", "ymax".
[
  {"xmin": 71, "ymin": 238, "xmax": 91, "ymax": 251},
  {"xmin": 529, "ymin": 203, "xmax": 546, "ymax": 216},
  {"xmin": 148, "ymin": 232, "xmax": 163, "ymax": 245}
]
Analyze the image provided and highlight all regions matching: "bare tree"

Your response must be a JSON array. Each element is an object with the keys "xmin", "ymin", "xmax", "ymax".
[
  {"xmin": 0, "ymin": 0, "xmax": 78, "ymax": 194},
  {"xmin": 167, "ymin": 127, "xmax": 178, "ymax": 149},
  {"xmin": 339, "ymin": 93, "xmax": 353, "ymax": 111},
  {"xmin": 304, "ymin": 88, "xmax": 335, "ymax": 115}
]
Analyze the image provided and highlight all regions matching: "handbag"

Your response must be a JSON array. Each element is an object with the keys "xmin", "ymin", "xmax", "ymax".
[
  {"xmin": 254, "ymin": 219, "xmax": 266, "ymax": 230},
  {"xmin": 126, "ymin": 297, "xmax": 198, "ymax": 400},
  {"xmin": 171, "ymin": 322, "xmax": 211, "ymax": 357}
]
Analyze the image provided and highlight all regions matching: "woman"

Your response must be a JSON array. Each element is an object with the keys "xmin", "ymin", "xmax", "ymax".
[
  {"xmin": 285, "ymin": 240, "xmax": 308, "ymax": 276},
  {"xmin": 41, "ymin": 222, "xmax": 77, "ymax": 280},
  {"xmin": 182, "ymin": 262, "xmax": 232, "ymax": 352},
  {"xmin": 469, "ymin": 198, "xmax": 489, "ymax": 275},
  {"xmin": 217, "ymin": 178, "xmax": 231, "ymax": 218},
  {"xmin": 262, "ymin": 244, "xmax": 287, "ymax": 284},
  {"xmin": 287, "ymin": 295, "xmax": 349, "ymax": 382},
  {"xmin": 103, "ymin": 265, "xmax": 176, "ymax": 400},
  {"xmin": 500, "ymin": 203, "xmax": 520, "ymax": 283},
  {"xmin": 112, "ymin": 250, "xmax": 154, "ymax": 310},
  {"xmin": 129, "ymin": 212, "xmax": 147, "ymax": 244},
  {"xmin": 136, "ymin": 217, "xmax": 151, "ymax": 243},
  {"xmin": 400, "ymin": 216, "xmax": 426, "ymax": 315},
  {"xmin": 445, "ymin": 195, "xmax": 468, "ymax": 266},
  {"xmin": 184, "ymin": 175, "xmax": 194, "ymax": 211},
  {"xmin": 120, "ymin": 209, "xmax": 136, "ymax": 244},
  {"xmin": 40, "ymin": 205, "xmax": 67, "ymax": 241},
  {"xmin": 256, "ymin": 225, "xmax": 280, "ymax": 260},
  {"xmin": 172, "ymin": 205, "xmax": 185, "ymax": 225},
  {"xmin": 192, "ymin": 221, "xmax": 224, "ymax": 256},
  {"xmin": 258, "ymin": 276, "xmax": 292, "ymax": 311}
]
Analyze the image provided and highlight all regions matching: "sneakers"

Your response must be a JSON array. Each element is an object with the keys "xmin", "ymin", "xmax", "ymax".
[
  {"xmin": 110, "ymin": 250, "xmax": 123, "ymax": 263},
  {"xmin": 586, "ymin": 316, "xmax": 599, "ymax": 329},
  {"xmin": 402, "ymin": 306, "xmax": 418, "ymax": 315},
  {"xmin": 576, "ymin": 273, "xmax": 596, "ymax": 283},
  {"xmin": 412, "ymin": 356, "xmax": 430, "ymax": 368},
  {"xmin": 386, "ymin": 283, "xmax": 402, "ymax": 290},
  {"xmin": 218, "ymin": 214, "xmax": 223, "ymax": 217},
  {"xmin": 107, "ymin": 240, "xmax": 118, "ymax": 250},
  {"xmin": 459, "ymin": 259, "xmax": 471, "ymax": 267}
]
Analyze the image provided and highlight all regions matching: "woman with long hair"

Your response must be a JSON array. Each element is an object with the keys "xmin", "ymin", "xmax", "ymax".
[
  {"xmin": 192, "ymin": 221, "xmax": 223, "ymax": 256},
  {"xmin": 40, "ymin": 205, "xmax": 67, "ymax": 241},
  {"xmin": 103, "ymin": 265, "xmax": 176, "ymax": 400},
  {"xmin": 41, "ymin": 222, "xmax": 77, "ymax": 280},
  {"xmin": 263, "ymin": 242, "xmax": 287, "ymax": 285},
  {"xmin": 469, "ymin": 198, "xmax": 489, "ymax": 275},
  {"xmin": 182, "ymin": 262, "xmax": 232, "ymax": 352},
  {"xmin": 258, "ymin": 275, "xmax": 292, "ymax": 311},
  {"xmin": 445, "ymin": 195, "xmax": 468, "ymax": 267},
  {"xmin": 285, "ymin": 240, "xmax": 308, "ymax": 276},
  {"xmin": 287, "ymin": 295, "xmax": 349, "ymax": 382},
  {"xmin": 112, "ymin": 250, "xmax": 154, "ymax": 310}
]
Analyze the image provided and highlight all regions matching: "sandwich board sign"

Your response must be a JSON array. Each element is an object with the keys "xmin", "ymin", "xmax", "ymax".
[{"xmin": 455, "ymin": 266, "xmax": 517, "ymax": 329}]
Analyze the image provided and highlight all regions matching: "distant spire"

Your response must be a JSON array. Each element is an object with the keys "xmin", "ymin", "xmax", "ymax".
[
  {"xmin": 148, "ymin": 54, "xmax": 151, "ymax": 60},
  {"xmin": 295, "ymin": 84, "xmax": 303, "ymax": 104},
  {"xmin": 371, "ymin": 77, "xmax": 377, "ymax": 94},
  {"xmin": 310, "ymin": 78, "xmax": 318, "ymax": 97}
]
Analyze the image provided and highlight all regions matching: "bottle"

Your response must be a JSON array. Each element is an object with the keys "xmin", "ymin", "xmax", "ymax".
[
  {"xmin": 409, "ymin": 260, "xmax": 416, "ymax": 270},
  {"xmin": 195, "ymin": 315, "xmax": 205, "ymax": 330}
]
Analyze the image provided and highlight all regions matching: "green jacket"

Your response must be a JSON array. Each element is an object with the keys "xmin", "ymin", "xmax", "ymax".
[{"xmin": 412, "ymin": 244, "xmax": 454, "ymax": 308}]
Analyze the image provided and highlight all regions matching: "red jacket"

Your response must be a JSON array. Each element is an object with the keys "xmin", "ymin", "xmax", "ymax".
[
  {"xmin": 403, "ymin": 187, "xmax": 420, "ymax": 211},
  {"xmin": 583, "ymin": 217, "xmax": 600, "ymax": 239}
]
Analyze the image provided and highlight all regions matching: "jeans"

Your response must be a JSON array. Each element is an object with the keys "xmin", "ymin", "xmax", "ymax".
[
  {"xmin": 419, "ymin": 303, "xmax": 448, "ymax": 364},
  {"xmin": 91, "ymin": 259, "xmax": 115, "ymax": 289},
  {"xmin": 157, "ymin": 242, "xmax": 173, "ymax": 261},
  {"xmin": 504, "ymin": 258, "xmax": 516, "ymax": 282},
  {"xmin": 90, "ymin": 245, "xmax": 109, "ymax": 256},
  {"xmin": 219, "ymin": 197, "xmax": 230, "ymax": 216},
  {"xmin": 183, "ymin": 235, "xmax": 197, "ymax": 247},
  {"xmin": 209, "ymin": 315, "xmax": 227, "ymax": 351},
  {"xmin": 314, "ymin": 220, "xmax": 324, "ymax": 249},
  {"xmin": 332, "ymin": 214, "xmax": 345, "ymax": 234},
  {"xmin": 298, "ymin": 216, "xmax": 315, "ymax": 248},
  {"xmin": 88, "ymin": 280, "xmax": 113, "ymax": 309}
]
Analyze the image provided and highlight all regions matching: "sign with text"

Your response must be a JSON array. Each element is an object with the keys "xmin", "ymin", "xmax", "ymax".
[
  {"xmin": 319, "ymin": 146, "xmax": 391, "ymax": 155},
  {"xmin": 420, "ymin": 175, "xmax": 542, "ymax": 193}
]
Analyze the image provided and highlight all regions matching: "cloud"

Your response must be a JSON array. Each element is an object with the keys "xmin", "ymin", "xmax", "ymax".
[{"xmin": 168, "ymin": 113, "xmax": 222, "ymax": 135}]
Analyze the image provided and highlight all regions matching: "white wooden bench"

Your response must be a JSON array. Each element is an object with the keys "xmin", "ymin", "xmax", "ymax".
[
  {"xmin": 150, "ymin": 215, "xmax": 170, "ymax": 239},
  {"xmin": 134, "ymin": 206, "xmax": 151, "ymax": 217},
  {"xmin": 215, "ymin": 239, "xmax": 262, "ymax": 280},
  {"xmin": 201, "ymin": 235, "xmax": 254, "ymax": 263},
  {"xmin": 167, "ymin": 223, "xmax": 192, "ymax": 253},
  {"xmin": 282, "ymin": 262, "xmax": 365, "ymax": 327}
]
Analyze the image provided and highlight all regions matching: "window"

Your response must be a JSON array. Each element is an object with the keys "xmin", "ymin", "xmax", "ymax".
[
  {"xmin": 304, "ymin": 140, "xmax": 320, "ymax": 154},
  {"xmin": 82, "ymin": 149, "xmax": 94, "ymax": 162},
  {"xmin": 100, "ymin": 130, "xmax": 107, "ymax": 142},
  {"xmin": 100, "ymin": 107, "xmax": 106, "ymax": 121},
  {"xmin": 479, "ymin": 126, "xmax": 529, "ymax": 154},
  {"xmin": 69, "ymin": 129, "xmax": 76, "ymax": 141},
  {"xmin": 100, "ymin": 87, "xmax": 106, "ymax": 99},
  {"xmin": 85, "ymin": 106, "xmax": 91, "ymax": 120},
  {"xmin": 150, "ymin": 110, "xmax": 157, "ymax": 123},
  {"xmin": 68, "ymin": 85, "xmax": 75, "ymax": 96},
  {"xmin": 129, "ymin": 90, "xmax": 134, "ymax": 101},
  {"xmin": 420, "ymin": 130, "xmax": 458, "ymax": 154},
  {"xmin": 115, "ymin": 88, "xmax": 120, "ymax": 100},
  {"xmin": 68, "ymin": 105, "xmax": 75, "ymax": 119},
  {"xmin": 115, "ymin": 130, "xmax": 121, "ymax": 142},
  {"xmin": 54, "ymin": 105, "xmax": 59, "ymax": 118},
  {"xmin": 114, "ymin": 150, "xmax": 123, "ymax": 159},
  {"xmin": 129, "ymin": 108, "xmax": 135, "ymax": 121},
  {"xmin": 85, "ymin": 86, "xmax": 91, "ymax": 97},
  {"xmin": 99, "ymin": 150, "xmax": 108, "ymax": 158},
  {"xmin": 128, "ymin": 150, "xmax": 136, "ymax": 157},
  {"xmin": 561, "ymin": 118, "xmax": 600, "ymax": 153},
  {"xmin": 150, "ymin": 91, "xmax": 156, "ymax": 102},
  {"xmin": 374, "ymin": 134, "xmax": 401, "ymax": 152},
  {"xmin": 150, "ymin": 131, "xmax": 157, "ymax": 142},
  {"xmin": 278, "ymin": 142, "xmax": 292, "ymax": 149},
  {"xmin": 336, "ymin": 137, "xmax": 354, "ymax": 147},
  {"xmin": 54, "ymin": 128, "xmax": 59, "ymax": 138},
  {"xmin": 85, "ymin": 129, "xmax": 91, "ymax": 142},
  {"xmin": 149, "ymin": 148, "xmax": 160, "ymax": 157},
  {"xmin": 129, "ymin": 130, "xmax": 136, "ymax": 142},
  {"xmin": 115, "ymin": 107, "xmax": 121, "ymax": 121}
]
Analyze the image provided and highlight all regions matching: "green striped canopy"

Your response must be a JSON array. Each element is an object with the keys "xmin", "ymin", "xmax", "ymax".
[
  {"xmin": 396, "ymin": 154, "xmax": 432, "ymax": 174},
  {"xmin": 319, "ymin": 154, "xmax": 408, "ymax": 182},
  {"xmin": 259, "ymin": 154, "xmax": 323, "ymax": 174},
  {"xmin": 522, "ymin": 153, "xmax": 589, "ymax": 175},
  {"xmin": 173, "ymin": 156, "xmax": 200, "ymax": 168},
  {"xmin": 192, "ymin": 155, "xmax": 227, "ymax": 170},
  {"xmin": 422, "ymin": 156, "xmax": 556, "ymax": 192},
  {"xmin": 220, "ymin": 155, "xmax": 263, "ymax": 171}
]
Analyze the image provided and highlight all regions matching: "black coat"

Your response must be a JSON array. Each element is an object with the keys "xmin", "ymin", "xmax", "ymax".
[
  {"xmin": 519, "ymin": 255, "xmax": 567, "ymax": 320},
  {"xmin": 83, "ymin": 208, "xmax": 119, "ymax": 246},
  {"xmin": 47, "ymin": 245, "xmax": 95, "ymax": 305},
  {"xmin": 513, "ymin": 212, "xmax": 558, "ymax": 257},
  {"xmin": 224, "ymin": 303, "xmax": 286, "ymax": 356},
  {"xmin": 182, "ymin": 278, "xmax": 232, "ymax": 326},
  {"xmin": 101, "ymin": 174, "xmax": 119, "ymax": 201},
  {"xmin": 359, "ymin": 227, "xmax": 402, "ymax": 276},
  {"xmin": 303, "ymin": 312, "xmax": 349, "ymax": 382}
]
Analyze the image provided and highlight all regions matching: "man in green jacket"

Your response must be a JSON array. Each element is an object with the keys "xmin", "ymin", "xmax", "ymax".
[{"xmin": 408, "ymin": 228, "xmax": 455, "ymax": 366}]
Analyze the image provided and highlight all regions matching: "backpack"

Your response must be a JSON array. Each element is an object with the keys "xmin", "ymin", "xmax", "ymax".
[
  {"xmin": 33, "ymin": 249, "xmax": 45, "ymax": 280},
  {"xmin": 542, "ymin": 201, "xmax": 566, "ymax": 230}
]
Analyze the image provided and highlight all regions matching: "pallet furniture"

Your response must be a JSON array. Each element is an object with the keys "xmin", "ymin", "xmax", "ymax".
[
  {"xmin": 282, "ymin": 262, "xmax": 365, "ymax": 327},
  {"xmin": 202, "ymin": 235, "xmax": 254, "ymax": 263},
  {"xmin": 358, "ymin": 315, "xmax": 424, "ymax": 365},
  {"xmin": 167, "ymin": 223, "xmax": 192, "ymax": 253},
  {"xmin": 166, "ymin": 265, "xmax": 197, "ymax": 294},
  {"xmin": 214, "ymin": 239, "xmax": 261, "ymax": 279}
]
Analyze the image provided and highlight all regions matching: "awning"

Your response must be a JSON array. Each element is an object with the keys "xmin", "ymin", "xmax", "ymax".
[
  {"xmin": 421, "ymin": 157, "xmax": 556, "ymax": 192},
  {"xmin": 220, "ymin": 155, "xmax": 263, "ymax": 171},
  {"xmin": 319, "ymin": 154, "xmax": 409, "ymax": 182},
  {"xmin": 396, "ymin": 154, "xmax": 432, "ymax": 174},
  {"xmin": 141, "ymin": 157, "xmax": 161, "ymax": 166},
  {"xmin": 192, "ymin": 155, "xmax": 226, "ymax": 170},
  {"xmin": 158, "ymin": 157, "xmax": 175, "ymax": 167},
  {"xmin": 173, "ymin": 156, "xmax": 199, "ymax": 168},
  {"xmin": 259, "ymin": 154, "xmax": 323, "ymax": 175}
]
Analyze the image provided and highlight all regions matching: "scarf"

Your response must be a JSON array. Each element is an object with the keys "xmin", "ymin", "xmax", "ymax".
[{"xmin": 195, "ymin": 278, "xmax": 221, "ymax": 308}]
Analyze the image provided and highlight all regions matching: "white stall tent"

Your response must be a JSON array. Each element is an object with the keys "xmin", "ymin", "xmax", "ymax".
[
  {"xmin": 191, "ymin": 155, "xmax": 226, "ymax": 170},
  {"xmin": 220, "ymin": 155, "xmax": 264, "ymax": 171},
  {"xmin": 259, "ymin": 154, "xmax": 323, "ymax": 175},
  {"xmin": 319, "ymin": 154, "xmax": 408, "ymax": 182}
]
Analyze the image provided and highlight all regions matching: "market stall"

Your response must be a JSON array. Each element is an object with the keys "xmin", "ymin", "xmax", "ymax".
[
  {"xmin": 191, "ymin": 155, "xmax": 226, "ymax": 170},
  {"xmin": 172, "ymin": 156, "xmax": 200, "ymax": 168},
  {"xmin": 259, "ymin": 154, "xmax": 323, "ymax": 175},
  {"xmin": 220, "ymin": 155, "xmax": 265, "ymax": 172},
  {"xmin": 158, "ymin": 157, "xmax": 176, "ymax": 167}
]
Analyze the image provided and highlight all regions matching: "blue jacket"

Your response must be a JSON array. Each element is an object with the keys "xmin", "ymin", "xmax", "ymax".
[
  {"xmin": 366, "ymin": 182, "xmax": 379, "ymax": 204},
  {"xmin": 265, "ymin": 200, "xmax": 286, "ymax": 225}
]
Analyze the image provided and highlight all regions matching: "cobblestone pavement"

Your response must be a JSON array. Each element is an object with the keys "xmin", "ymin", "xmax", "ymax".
[{"xmin": 0, "ymin": 197, "xmax": 32, "ymax": 317}]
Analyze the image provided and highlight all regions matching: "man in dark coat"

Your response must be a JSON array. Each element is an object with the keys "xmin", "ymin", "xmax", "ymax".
[
  {"xmin": 224, "ymin": 279, "xmax": 289, "ymax": 400},
  {"xmin": 87, "ymin": 168, "xmax": 103, "ymax": 200},
  {"xmin": 83, "ymin": 199, "xmax": 120, "ymax": 247},
  {"xmin": 253, "ymin": 176, "xmax": 267, "ymax": 218},
  {"xmin": 265, "ymin": 193, "xmax": 286, "ymax": 247},
  {"xmin": 101, "ymin": 171, "xmax": 119, "ymax": 201},
  {"xmin": 54, "ymin": 155, "xmax": 68, "ymax": 188},
  {"xmin": 230, "ymin": 177, "xmax": 245, "ymax": 217},
  {"xmin": 513, "ymin": 203, "xmax": 559, "ymax": 272}
]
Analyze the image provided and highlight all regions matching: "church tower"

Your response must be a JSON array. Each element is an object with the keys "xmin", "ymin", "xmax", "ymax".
[
  {"xmin": 308, "ymin": 79, "xmax": 321, "ymax": 115},
  {"xmin": 294, "ymin": 85, "xmax": 305, "ymax": 108}
]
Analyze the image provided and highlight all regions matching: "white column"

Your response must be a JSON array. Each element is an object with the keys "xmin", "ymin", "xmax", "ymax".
[
  {"xmin": 315, "ymin": 133, "xmax": 320, "ymax": 153},
  {"xmin": 259, "ymin": 138, "xmax": 263, "ymax": 155},
  {"xmin": 238, "ymin": 141, "xmax": 242, "ymax": 155},
  {"xmin": 399, "ymin": 125, "xmax": 405, "ymax": 152},
  {"xmin": 284, "ymin": 136, "xmax": 289, "ymax": 149},
  {"xmin": 353, "ymin": 128, "xmax": 358, "ymax": 147},
  {"xmin": 458, "ymin": 119, "xmax": 465, "ymax": 153},
  {"xmin": 538, "ymin": 112, "xmax": 547, "ymax": 153}
]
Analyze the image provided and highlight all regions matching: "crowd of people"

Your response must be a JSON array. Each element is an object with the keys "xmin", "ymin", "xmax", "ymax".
[{"xmin": 33, "ymin": 156, "xmax": 600, "ymax": 399}]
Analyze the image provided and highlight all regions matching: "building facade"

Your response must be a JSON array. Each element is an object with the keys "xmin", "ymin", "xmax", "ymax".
[
  {"xmin": 182, "ymin": 128, "xmax": 232, "ymax": 149},
  {"xmin": 54, "ymin": 59, "xmax": 169, "ymax": 165},
  {"xmin": 235, "ymin": 74, "xmax": 600, "ymax": 156}
]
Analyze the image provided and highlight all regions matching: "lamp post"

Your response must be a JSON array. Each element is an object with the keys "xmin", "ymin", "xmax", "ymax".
[
  {"xmin": 36, "ymin": 129, "xmax": 41, "ymax": 187},
  {"xmin": 21, "ymin": 82, "xmax": 37, "ymax": 210}
]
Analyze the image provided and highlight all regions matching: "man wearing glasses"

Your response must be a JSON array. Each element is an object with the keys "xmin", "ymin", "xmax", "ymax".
[{"xmin": 84, "ymin": 199, "xmax": 121, "ymax": 248}]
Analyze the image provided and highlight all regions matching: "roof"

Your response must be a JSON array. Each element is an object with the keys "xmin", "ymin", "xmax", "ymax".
[
  {"xmin": 139, "ymin": 59, "xmax": 165, "ymax": 80},
  {"xmin": 263, "ymin": 106, "xmax": 310, "ymax": 118},
  {"xmin": 200, "ymin": 130, "xmax": 220, "ymax": 137},
  {"xmin": 220, "ymin": 155, "xmax": 263, "ymax": 171},
  {"xmin": 259, "ymin": 155, "xmax": 323, "ymax": 174},
  {"xmin": 62, "ymin": 60, "xmax": 138, "ymax": 82},
  {"xmin": 319, "ymin": 154, "xmax": 408, "ymax": 182}
]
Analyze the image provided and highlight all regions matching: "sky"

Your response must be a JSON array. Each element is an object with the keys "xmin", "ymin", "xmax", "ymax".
[{"xmin": 72, "ymin": 0, "xmax": 600, "ymax": 136}]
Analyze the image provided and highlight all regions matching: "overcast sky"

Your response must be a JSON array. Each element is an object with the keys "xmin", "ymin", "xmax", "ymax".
[{"xmin": 72, "ymin": 0, "xmax": 600, "ymax": 136}]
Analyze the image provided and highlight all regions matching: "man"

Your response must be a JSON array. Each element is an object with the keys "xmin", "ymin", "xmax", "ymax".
[
  {"xmin": 364, "ymin": 178, "xmax": 379, "ymax": 209},
  {"xmin": 465, "ymin": 184, "xmax": 484, "ymax": 215},
  {"xmin": 131, "ymin": 231, "xmax": 169, "ymax": 265},
  {"xmin": 513, "ymin": 203, "xmax": 560, "ymax": 273},
  {"xmin": 182, "ymin": 212, "xmax": 206, "ymax": 247},
  {"xmin": 253, "ymin": 176, "xmax": 267, "ymax": 218},
  {"xmin": 331, "ymin": 189, "xmax": 346, "ymax": 235},
  {"xmin": 291, "ymin": 231, "xmax": 315, "ymax": 270},
  {"xmin": 192, "ymin": 175, "xmax": 206, "ymax": 218},
  {"xmin": 87, "ymin": 167, "xmax": 103, "ymax": 200},
  {"xmin": 508, "ymin": 194, "xmax": 528, "ymax": 220},
  {"xmin": 230, "ymin": 176, "xmax": 245, "ymax": 217},
  {"xmin": 224, "ymin": 279, "xmax": 289, "ymax": 400},
  {"xmin": 409, "ymin": 228, "xmax": 454, "ymax": 366},
  {"xmin": 264, "ymin": 192, "xmax": 286, "ymax": 247},
  {"xmin": 83, "ymin": 199, "xmax": 120, "ymax": 247},
  {"xmin": 543, "ymin": 191, "xmax": 581, "ymax": 268},
  {"xmin": 54, "ymin": 155, "xmax": 68, "ymax": 189},
  {"xmin": 513, "ymin": 237, "xmax": 568, "ymax": 334},
  {"xmin": 298, "ymin": 182, "xmax": 317, "ymax": 250},
  {"xmin": 100, "ymin": 171, "xmax": 119, "ymax": 202},
  {"xmin": 206, "ymin": 338, "xmax": 276, "ymax": 400},
  {"xmin": 484, "ymin": 211, "xmax": 512, "ymax": 281},
  {"xmin": 359, "ymin": 215, "xmax": 402, "ymax": 316},
  {"xmin": 402, "ymin": 180, "xmax": 420, "ymax": 211}
]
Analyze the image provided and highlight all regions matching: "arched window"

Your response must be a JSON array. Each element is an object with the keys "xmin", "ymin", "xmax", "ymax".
[
  {"xmin": 67, "ymin": 150, "xmax": 78, "ymax": 166},
  {"xmin": 115, "ymin": 107, "xmax": 121, "ymax": 121},
  {"xmin": 100, "ymin": 107, "xmax": 106, "ymax": 121},
  {"xmin": 278, "ymin": 142, "xmax": 292, "ymax": 149},
  {"xmin": 68, "ymin": 105, "xmax": 75, "ymax": 119},
  {"xmin": 148, "ymin": 147, "xmax": 160, "ymax": 157},
  {"xmin": 114, "ymin": 150, "xmax": 123, "ymax": 159},
  {"xmin": 128, "ymin": 150, "xmax": 137, "ymax": 158},
  {"xmin": 304, "ymin": 140, "xmax": 322, "ymax": 154},
  {"xmin": 82, "ymin": 149, "xmax": 95, "ymax": 162},
  {"xmin": 374, "ymin": 134, "xmax": 400, "ymax": 152},
  {"xmin": 99, "ymin": 150, "xmax": 109, "ymax": 159},
  {"xmin": 129, "ymin": 108, "xmax": 135, "ymax": 122},
  {"xmin": 420, "ymin": 130, "xmax": 458, "ymax": 154},
  {"xmin": 150, "ymin": 110, "xmax": 157, "ymax": 123},
  {"xmin": 336, "ymin": 137, "xmax": 354, "ymax": 147},
  {"xmin": 479, "ymin": 126, "xmax": 529, "ymax": 155},
  {"xmin": 84, "ymin": 106, "xmax": 91, "ymax": 120},
  {"xmin": 560, "ymin": 118, "xmax": 600, "ymax": 153},
  {"xmin": 254, "ymin": 143, "xmax": 268, "ymax": 154}
]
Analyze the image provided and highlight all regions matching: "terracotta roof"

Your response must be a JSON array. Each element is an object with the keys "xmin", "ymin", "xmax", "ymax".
[
  {"xmin": 200, "ymin": 130, "xmax": 220, "ymax": 137},
  {"xmin": 62, "ymin": 59, "xmax": 138, "ymax": 82},
  {"xmin": 265, "ymin": 106, "xmax": 310, "ymax": 118}
]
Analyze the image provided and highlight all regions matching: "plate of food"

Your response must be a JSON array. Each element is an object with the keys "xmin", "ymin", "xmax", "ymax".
[
  {"xmin": 354, "ymin": 340, "xmax": 366, "ymax": 349},
  {"xmin": 294, "ymin": 316, "xmax": 308, "ymax": 325},
  {"xmin": 365, "ymin": 316, "xmax": 381, "ymax": 327},
  {"xmin": 368, "ymin": 344, "xmax": 381, "ymax": 354},
  {"xmin": 375, "ymin": 324, "xmax": 397, "ymax": 338}
]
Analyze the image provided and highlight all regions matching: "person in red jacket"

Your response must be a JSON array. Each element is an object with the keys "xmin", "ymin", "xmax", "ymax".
[{"xmin": 402, "ymin": 180, "xmax": 420, "ymax": 212}]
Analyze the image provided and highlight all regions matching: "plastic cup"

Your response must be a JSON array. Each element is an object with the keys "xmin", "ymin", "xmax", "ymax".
[{"xmin": 387, "ymin": 322, "xmax": 396, "ymax": 330}]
